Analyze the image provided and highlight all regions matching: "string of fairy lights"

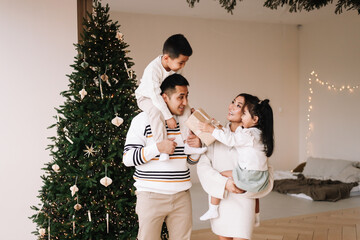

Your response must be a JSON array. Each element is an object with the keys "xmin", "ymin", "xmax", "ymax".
[{"xmin": 306, "ymin": 71, "xmax": 360, "ymax": 157}]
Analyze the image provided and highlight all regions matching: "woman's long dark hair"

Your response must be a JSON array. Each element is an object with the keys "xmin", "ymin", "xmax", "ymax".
[{"xmin": 237, "ymin": 93, "xmax": 274, "ymax": 157}]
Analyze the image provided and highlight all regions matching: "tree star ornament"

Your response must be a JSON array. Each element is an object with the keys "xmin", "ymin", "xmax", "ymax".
[
  {"xmin": 52, "ymin": 164, "xmax": 60, "ymax": 173},
  {"xmin": 100, "ymin": 176, "xmax": 113, "ymax": 187},
  {"xmin": 79, "ymin": 88, "xmax": 87, "ymax": 100},
  {"xmin": 70, "ymin": 185, "xmax": 79, "ymax": 197},
  {"xmin": 83, "ymin": 145, "xmax": 97, "ymax": 157},
  {"xmin": 111, "ymin": 114, "xmax": 123, "ymax": 127}
]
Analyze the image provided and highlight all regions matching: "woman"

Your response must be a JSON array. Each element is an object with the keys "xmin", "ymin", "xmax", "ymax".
[{"xmin": 197, "ymin": 93, "xmax": 274, "ymax": 240}]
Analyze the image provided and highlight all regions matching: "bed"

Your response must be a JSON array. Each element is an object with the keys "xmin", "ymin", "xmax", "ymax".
[{"xmin": 273, "ymin": 157, "xmax": 360, "ymax": 202}]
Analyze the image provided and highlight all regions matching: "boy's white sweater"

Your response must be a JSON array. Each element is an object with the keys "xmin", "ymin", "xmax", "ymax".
[{"xmin": 135, "ymin": 56, "xmax": 176, "ymax": 120}]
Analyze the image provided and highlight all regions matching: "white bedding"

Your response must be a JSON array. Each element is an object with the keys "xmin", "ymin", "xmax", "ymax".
[{"xmin": 273, "ymin": 170, "xmax": 360, "ymax": 200}]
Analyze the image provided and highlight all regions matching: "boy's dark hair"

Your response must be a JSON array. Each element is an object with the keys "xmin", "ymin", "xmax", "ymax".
[
  {"xmin": 237, "ymin": 93, "xmax": 274, "ymax": 157},
  {"xmin": 163, "ymin": 34, "xmax": 192, "ymax": 59},
  {"xmin": 160, "ymin": 74, "xmax": 189, "ymax": 96}
]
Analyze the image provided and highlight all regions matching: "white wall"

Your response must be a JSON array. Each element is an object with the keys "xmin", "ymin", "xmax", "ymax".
[
  {"xmin": 298, "ymin": 13, "xmax": 360, "ymax": 163},
  {"xmin": 0, "ymin": 1, "xmax": 77, "ymax": 239},
  {"xmin": 110, "ymin": 12, "xmax": 300, "ymax": 180}
]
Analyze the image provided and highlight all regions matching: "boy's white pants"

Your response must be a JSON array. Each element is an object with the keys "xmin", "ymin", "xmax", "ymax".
[{"xmin": 137, "ymin": 97, "xmax": 190, "ymax": 143}]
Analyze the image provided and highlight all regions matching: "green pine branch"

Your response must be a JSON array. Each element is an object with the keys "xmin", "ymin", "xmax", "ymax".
[{"xmin": 187, "ymin": 0, "xmax": 360, "ymax": 14}]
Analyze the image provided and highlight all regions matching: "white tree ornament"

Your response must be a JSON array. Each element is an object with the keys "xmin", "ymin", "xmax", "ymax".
[
  {"xmin": 52, "ymin": 164, "xmax": 60, "ymax": 173},
  {"xmin": 116, "ymin": 32, "xmax": 124, "ymax": 41},
  {"xmin": 100, "ymin": 165, "xmax": 113, "ymax": 187},
  {"xmin": 39, "ymin": 228, "xmax": 46, "ymax": 236},
  {"xmin": 79, "ymin": 88, "xmax": 87, "ymax": 100},
  {"xmin": 70, "ymin": 185, "xmax": 79, "ymax": 197},
  {"xmin": 111, "ymin": 114, "xmax": 123, "ymax": 127},
  {"xmin": 100, "ymin": 176, "xmax": 113, "ymax": 187}
]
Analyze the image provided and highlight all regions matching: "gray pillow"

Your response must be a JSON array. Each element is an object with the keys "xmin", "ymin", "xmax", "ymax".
[
  {"xmin": 336, "ymin": 165, "xmax": 360, "ymax": 183},
  {"xmin": 302, "ymin": 157, "xmax": 353, "ymax": 180}
]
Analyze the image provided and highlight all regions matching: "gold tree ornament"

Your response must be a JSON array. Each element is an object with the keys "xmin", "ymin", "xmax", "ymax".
[
  {"xmin": 101, "ymin": 73, "xmax": 111, "ymax": 86},
  {"xmin": 74, "ymin": 203, "xmax": 82, "ymax": 211},
  {"xmin": 100, "ymin": 74, "xmax": 109, "ymax": 82}
]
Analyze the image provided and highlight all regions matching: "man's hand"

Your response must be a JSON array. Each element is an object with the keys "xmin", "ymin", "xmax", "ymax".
[
  {"xmin": 157, "ymin": 138, "xmax": 177, "ymax": 154},
  {"xmin": 166, "ymin": 117, "xmax": 177, "ymax": 129},
  {"xmin": 186, "ymin": 131, "xmax": 201, "ymax": 148},
  {"xmin": 198, "ymin": 121, "xmax": 215, "ymax": 133},
  {"xmin": 225, "ymin": 178, "xmax": 245, "ymax": 194}
]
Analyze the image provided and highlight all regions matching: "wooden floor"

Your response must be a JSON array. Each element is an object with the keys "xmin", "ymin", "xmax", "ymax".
[{"xmin": 191, "ymin": 207, "xmax": 360, "ymax": 240}]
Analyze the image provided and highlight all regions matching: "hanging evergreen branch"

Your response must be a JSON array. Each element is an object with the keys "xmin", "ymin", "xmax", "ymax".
[
  {"xmin": 186, "ymin": 0, "xmax": 360, "ymax": 14},
  {"xmin": 187, "ymin": 0, "xmax": 239, "ymax": 13}
]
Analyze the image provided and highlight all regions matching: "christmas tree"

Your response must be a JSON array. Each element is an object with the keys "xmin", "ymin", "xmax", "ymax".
[{"xmin": 30, "ymin": 1, "xmax": 139, "ymax": 239}]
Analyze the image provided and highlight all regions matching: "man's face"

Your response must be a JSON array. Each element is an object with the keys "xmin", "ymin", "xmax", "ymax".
[{"xmin": 162, "ymin": 85, "xmax": 189, "ymax": 116}]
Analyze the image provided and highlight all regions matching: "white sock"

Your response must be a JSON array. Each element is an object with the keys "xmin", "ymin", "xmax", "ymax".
[
  {"xmin": 184, "ymin": 143, "xmax": 207, "ymax": 155},
  {"xmin": 159, "ymin": 153, "xmax": 169, "ymax": 161},
  {"xmin": 200, "ymin": 203, "xmax": 219, "ymax": 221},
  {"xmin": 254, "ymin": 213, "xmax": 260, "ymax": 227}
]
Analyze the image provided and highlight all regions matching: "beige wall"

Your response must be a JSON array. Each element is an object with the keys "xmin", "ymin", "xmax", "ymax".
[
  {"xmin": 111, "ymin": 12, "xmax": 300, "ymax": 181},
  {"xmin": 2, "ymin": 1, "xmax": 358, "ymax": 238},
  {"xmin": 0, "ymin": 1, "xmax": 77, "ymax": 239},
  {"xmin": 298, "ymin": 14, "xmax": 360, "ymax": 163}
]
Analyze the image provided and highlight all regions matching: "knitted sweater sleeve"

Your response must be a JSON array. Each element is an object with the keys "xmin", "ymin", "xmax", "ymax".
[{"xmin": 122, "ymin": 115, "xmax": 160, "ymax": 166}]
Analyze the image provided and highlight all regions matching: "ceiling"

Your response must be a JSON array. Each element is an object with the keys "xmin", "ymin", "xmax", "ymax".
[{"xmin": 103, "ymin": 0, "xmax": 356, "ymax": 25}]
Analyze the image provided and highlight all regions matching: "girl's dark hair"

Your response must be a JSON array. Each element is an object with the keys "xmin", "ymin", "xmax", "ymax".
[{"xmin": 237, "ymin": 93, "xmax": 274, "ymax": 157}]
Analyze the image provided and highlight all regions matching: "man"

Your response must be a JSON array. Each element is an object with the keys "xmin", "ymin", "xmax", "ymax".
[{"xmin": 123, "ymin": 74, "xmax": 201, "ymax": 240}]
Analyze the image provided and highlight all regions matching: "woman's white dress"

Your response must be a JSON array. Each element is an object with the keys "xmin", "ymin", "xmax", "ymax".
[{"xmin": 197, "ymin": 125, "xmax": 274, "ymax": 239}]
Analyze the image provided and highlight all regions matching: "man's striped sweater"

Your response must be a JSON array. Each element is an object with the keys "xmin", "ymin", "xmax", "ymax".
[{"xmin": 123, "ymin": 112, "xmax": 200, "ymax": 194}]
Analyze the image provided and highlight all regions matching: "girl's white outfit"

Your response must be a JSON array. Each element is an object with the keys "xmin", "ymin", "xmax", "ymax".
[
  {"xmin": 212, "ymin": 126, "xmax": 269, "ymax": 192},
  {"xmin": 197, "ymin": 124, "xmax": 274, "ymax": 239}
]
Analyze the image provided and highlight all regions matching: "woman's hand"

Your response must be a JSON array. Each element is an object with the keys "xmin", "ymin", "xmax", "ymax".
[
  {"xmin": 225, "ymin": 178, "xmax": 245, "ymax": 194},
  {"xmin": 198, "ymin": 121, "xmax": 215, "ymax": 133}
]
